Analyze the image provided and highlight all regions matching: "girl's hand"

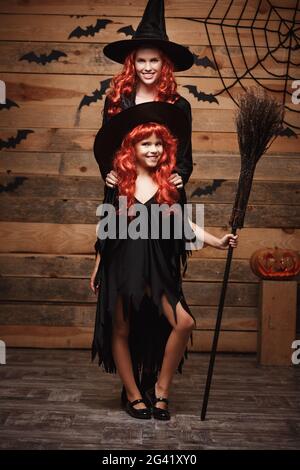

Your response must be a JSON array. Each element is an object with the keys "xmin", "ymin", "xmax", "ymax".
[
  {"xmin": 105, "ymin": 170, "xmax": 118, "ymax": 188},
  {"xmin": 90, "ymin": 265, "xmax": 100, "ymax": 295},
  {"xmin": 168, "ymin": 173, "xmax": 183, "ymax": 189},
  {"xmin": 218, "ymin": 233, "xmax": 238, "ymax": 250}
]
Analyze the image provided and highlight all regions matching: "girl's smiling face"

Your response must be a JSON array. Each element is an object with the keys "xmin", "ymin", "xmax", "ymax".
[
  {"xmin": 135, "ymin": 132, "xmax": 163, "ymax": 170},
  {"xmin": 134, "ymin": 47, "xmax": 163, "ymax": 86}
]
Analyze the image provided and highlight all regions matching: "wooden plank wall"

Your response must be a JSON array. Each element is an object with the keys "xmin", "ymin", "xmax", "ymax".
[{"xmin": 0, "ymin": 0, "xmax": 299, "ymax": 352}]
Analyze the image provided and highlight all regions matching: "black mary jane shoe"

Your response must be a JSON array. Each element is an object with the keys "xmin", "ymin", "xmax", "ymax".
[
  {"xmin": 145, "ymin": 387, "xmax": 170, "ymax": 421},
  {"xmin": 125, "ymin": 398, "xmax": 152, "ymax": 420},
  {"xmin": 121, "ymin": 385, "xmax": 152, "ymax": 410}
]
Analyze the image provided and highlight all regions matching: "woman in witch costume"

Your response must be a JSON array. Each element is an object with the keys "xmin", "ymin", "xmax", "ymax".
[
  {"xmin": 99, "ymin": 0, "xmax": 194, "ymax": 189},
  {"xmin": 91, "ymin": 102, "xmax": 238, "ymax": 420},
  {"xmin": 102, "ymin": 0, "xmax": 194, "ymax": 181},
  {"xmin": 92, "ymin": 0, "xmax": 195, "ymax": 400}
]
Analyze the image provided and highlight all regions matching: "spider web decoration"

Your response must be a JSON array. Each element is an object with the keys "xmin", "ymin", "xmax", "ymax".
[{"xmin": 187, "ymin": 0, "xmax": 300, "ymax": 132}]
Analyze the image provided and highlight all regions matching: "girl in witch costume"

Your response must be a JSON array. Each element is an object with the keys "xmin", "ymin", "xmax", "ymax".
[
  {"xmin": 91, "ymin": 103, "xmax": 238, "ymax": 420},
  {"xmin": 92, "ymin": 0, "xmax": 195, "ymax": 401}
]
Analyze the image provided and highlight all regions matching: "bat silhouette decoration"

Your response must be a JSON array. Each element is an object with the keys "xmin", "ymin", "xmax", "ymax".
[
  {"xmin": 117, "ymin": 25, "xmax": 136, "ymax": 37},
  {"xmin": 277, "ymin": 127, "xmax": 298, "ymax": 138},
  {"xmin": 78, "ymin": 78, "xmax": 111, "ymax": 110},
  {"xmin": 183, "ymin": 85, "xmax": 219, "ymax": 104},
  {"xmin": 68, "ymin": 19, "xmax": 112, "ymax": 39},
  {"xmin": 0, "ymin": 130, "xmax": 34, "ymax": 150},
  {"xmin": 19, "ymin": 50, "xmax": 67, "ymax": 65},
  {"xmin": 0, "ymin": 176, "xmax": 28, "ymax": 194},
  {"xmin": 193, "ymin": 53, "xmax": 217, "ymax": 70},
  {"xmin": 0, "ymin": 98, "xmax": 19, "ymax": 111},
  {"xmin": 191, "ymin": 180, "xmax": 225, "ymax": 198}
]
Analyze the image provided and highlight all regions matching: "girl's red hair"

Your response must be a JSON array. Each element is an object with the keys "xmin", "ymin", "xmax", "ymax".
[
  {"xmin": 113, "ymin": 123, "xmax": 179, "ymax": 207},
  {"xmin": 106, "ymin": 49, "xmax": 179, "ymax": 117}
]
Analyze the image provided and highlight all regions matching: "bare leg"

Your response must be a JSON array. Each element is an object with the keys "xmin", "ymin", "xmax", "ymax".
[
  {"xmin": 111, "ymin": 295, "xmax": 146, "ymax": 409},
  {"xmin": 155, "ymin": 295, "xmax": 195, "ymax": 409}
]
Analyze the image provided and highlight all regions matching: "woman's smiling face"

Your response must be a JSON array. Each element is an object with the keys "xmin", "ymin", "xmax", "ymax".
[
  {"xmin": 134, "ymin": 132, "xmax": 163, "ymax": 169},
  {"xmin": 134, "ymin": 47, "xmax": 163, "ymax": 86}
]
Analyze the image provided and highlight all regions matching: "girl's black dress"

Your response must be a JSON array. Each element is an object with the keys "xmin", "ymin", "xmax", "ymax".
[{"xmin": 92, "ymin": 188, "xmax": 195, "ymax": 374}]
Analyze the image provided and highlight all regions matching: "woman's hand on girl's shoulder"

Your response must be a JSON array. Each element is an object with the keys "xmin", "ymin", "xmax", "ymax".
[
  {"xmin": 168, "ymin": 173, "xmax": 183, "ymax": 188},
  {"xmin": 105, "ymin": 170, "xmax": 118, "ymax": 188},
  {"xmin": 218, "ymin": 233, "xmax": 238, "ymax": 250}
]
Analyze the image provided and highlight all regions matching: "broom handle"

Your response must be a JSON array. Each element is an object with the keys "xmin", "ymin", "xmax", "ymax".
[{"xmin": 201, "ymin": 227, "xmax": 237, "ymax": 421}]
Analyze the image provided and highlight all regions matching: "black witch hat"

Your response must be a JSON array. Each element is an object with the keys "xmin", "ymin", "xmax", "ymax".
[
  {"xmin": 103, "ymin": 0, "xmax": 194, "ymax": 72},
  {"xmin": 94, "ymin": 101, "xmax": 190, "ymax": 178}
]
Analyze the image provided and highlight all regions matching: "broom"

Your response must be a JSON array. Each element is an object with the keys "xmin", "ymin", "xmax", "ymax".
[{"xmin": 201, "ymin": 88, "xmax": 284, "ymax": 420}]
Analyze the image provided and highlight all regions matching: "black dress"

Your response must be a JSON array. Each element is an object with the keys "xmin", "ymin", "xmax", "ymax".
[{"xmin": 92, "ymin": 188, "xmax": 195, "ymax": 375}]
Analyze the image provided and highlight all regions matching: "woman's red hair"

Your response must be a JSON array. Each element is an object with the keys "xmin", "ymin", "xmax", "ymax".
[
  {"xmin": 106, "ymin": 49, "xmax": 179, "ymax": 117},
  {"xmin": 113, "ymin": 123, "xmax": 179, "ymax": 208}
]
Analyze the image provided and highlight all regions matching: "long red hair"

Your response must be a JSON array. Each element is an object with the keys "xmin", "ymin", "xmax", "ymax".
[
  {"xmin": 113, "ymin": 123, "xmax": 179, "ymax": 207},
  {"xmin": 106, "ymin": 49, "xmax": 179, "ymax": 117}
]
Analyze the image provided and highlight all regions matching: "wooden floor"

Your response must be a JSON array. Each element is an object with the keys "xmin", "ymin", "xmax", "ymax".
[{"xmin": 0, "ymin": 349, "xmax": 299, "ymax": 450}]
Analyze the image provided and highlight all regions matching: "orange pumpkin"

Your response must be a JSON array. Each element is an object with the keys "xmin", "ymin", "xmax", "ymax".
[{"xmin": 250, "ymin": 247, "xmax": 300, "ymax": 280}]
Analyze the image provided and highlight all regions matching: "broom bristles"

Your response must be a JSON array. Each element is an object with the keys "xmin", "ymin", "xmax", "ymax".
[
  {"xmin": 229, "ymin": 88, "xmax": 284, "ymax": 229},
  {"xmin": 235, "ymin": 88, "xmax": 284, "ymax": 164}
]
